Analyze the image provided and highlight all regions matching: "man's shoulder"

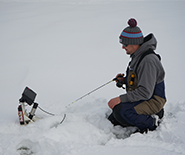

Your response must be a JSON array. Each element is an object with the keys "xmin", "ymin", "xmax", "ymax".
[
  {"xmin": 134, "ymin": 49, "xmax": 160, "ymax": 72},
  {"xmin": 143, "ymin": 53, "xmax": 160, "ymax": 62}
]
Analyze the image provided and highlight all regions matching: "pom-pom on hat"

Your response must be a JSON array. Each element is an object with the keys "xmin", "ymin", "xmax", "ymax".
[{"xmin": 119, "ymin": 18, "xmax": 143, "ymax": 45}]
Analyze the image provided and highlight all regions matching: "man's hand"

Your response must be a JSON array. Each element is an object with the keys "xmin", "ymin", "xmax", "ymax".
[
  {"xmin": 108, "ymin": 97, "xmax": 121, "ymax": 109},
  {"xmin": 115, "ymin": 73, "xmax": 125, "ymax": 83}
]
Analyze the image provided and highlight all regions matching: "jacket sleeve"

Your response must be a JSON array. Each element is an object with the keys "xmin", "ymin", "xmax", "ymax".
[{"xmin": 120, "ymin": 58, "xmax": 157, "ymax": 103}]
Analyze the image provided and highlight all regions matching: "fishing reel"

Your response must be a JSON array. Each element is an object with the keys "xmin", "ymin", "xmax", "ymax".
[
  {"xmin": 116, "ymin": 81, "xmax": 124, "ymax": 88},
  {"xmin": 113, "ymin": 74, "xmax": 125, "ymax": 89},
  {"xmin": 18, "ymin": 87, "xmax": 39, "ymax": 125}
]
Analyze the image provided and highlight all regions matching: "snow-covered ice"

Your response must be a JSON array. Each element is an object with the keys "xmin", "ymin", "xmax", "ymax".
[{"xmin": 0, "ymin": 0, "xmax": 185, "ymax": 154}]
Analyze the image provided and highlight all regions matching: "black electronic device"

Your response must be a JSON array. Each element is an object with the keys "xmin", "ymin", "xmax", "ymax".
[{"xmin": 19, "ymin": 87, "xmax": 37, "ymax": 106}]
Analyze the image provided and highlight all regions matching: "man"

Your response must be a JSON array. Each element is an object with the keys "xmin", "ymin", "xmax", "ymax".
[{"xmin": 108, "ymin": 18, "xmax": 166, "ymax": 133}]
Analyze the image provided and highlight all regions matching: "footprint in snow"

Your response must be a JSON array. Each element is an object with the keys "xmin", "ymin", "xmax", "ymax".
[{"xmin": 16, "ymin": 139, "xmax": 40, "ymax": 155}]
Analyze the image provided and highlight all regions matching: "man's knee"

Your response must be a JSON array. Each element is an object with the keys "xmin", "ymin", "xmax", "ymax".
[{"xmin": 112, "ymin": 104, "xmax": 133, "ymax": 127}]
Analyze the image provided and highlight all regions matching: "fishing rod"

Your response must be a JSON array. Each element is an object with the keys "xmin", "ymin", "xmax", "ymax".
[
  {"xmin": 65, "ymin": 74, "xmax": 125, "ymax": 108},
  {"xmin": 66, "ymin": 80, "xmax": 113, "ymax": 108}
]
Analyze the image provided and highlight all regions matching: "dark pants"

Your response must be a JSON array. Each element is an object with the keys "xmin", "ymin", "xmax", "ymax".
[{"xmin": 108, "ymin": 102, "xmax": 161, "ymax": 131}]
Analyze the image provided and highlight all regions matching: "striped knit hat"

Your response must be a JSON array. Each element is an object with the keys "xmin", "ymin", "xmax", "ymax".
[{"xmin": 119, "ymin": 18, "xmax": 143, "ymax": 45}]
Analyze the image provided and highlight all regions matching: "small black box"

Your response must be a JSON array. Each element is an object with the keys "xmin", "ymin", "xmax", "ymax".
[{"xmin": 20, "ymin": 87, "xmax": 37, "ymax": 105}]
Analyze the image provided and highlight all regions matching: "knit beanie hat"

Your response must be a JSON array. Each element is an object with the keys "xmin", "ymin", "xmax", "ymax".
[{"xmin": 119, "ymin": 18, "xmax": 143, "ymax": 45}]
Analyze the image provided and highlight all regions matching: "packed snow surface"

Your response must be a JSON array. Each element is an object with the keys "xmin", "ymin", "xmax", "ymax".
[{"xmin": 0, "ymin": 0, "xmax": 185, "ymax": 154}]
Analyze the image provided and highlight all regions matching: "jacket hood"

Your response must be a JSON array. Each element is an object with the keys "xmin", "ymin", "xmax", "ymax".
[
  {"xmin": 131, "ymin": 33, "xmax": 157, "ymax": 59},
  {"xmin": 142, "ymin": 33, "xmax": 157, "ymax": 51}
]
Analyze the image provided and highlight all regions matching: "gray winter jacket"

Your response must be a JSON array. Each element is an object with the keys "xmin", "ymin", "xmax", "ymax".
[{"xmin": 120, "ymin": 33, "xmax": 165, "ymax": 103}]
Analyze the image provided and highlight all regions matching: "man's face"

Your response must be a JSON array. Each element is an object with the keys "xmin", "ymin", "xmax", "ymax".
[{"xmin": 122, "ymin": 44, "xmax": 139, "ymax": 55}]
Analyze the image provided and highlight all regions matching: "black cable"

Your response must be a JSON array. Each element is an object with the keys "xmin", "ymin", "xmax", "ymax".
[{"xmin": 59, "ymin": 114, "xmax": 66, "ymax": 124}]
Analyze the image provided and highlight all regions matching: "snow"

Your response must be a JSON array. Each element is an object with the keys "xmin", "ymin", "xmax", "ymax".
[{"xmin": 0, "ymin": 0, "xmax": 185, "ymax": 154}]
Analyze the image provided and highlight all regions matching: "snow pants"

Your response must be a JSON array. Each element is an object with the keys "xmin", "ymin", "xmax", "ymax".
[
  {"xmin": 112, "ymin": 101, "xmax": 156, "ymax": 131},
  {"xmin": 109, "ymin": 93, "xmax": 166, "ymax": 131}
]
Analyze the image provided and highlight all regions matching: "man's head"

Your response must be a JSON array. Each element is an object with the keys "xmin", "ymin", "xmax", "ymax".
[{"xmin": 119, "ymin": 18, "xmax": 143, "ymax": 55}]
